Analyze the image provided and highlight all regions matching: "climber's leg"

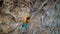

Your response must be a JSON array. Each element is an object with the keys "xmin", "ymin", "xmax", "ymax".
[
  {"xmin": 25, "ymin": 24, "xmax": 28, "ymax": 30},
  {"xmin": 19, "ymin": 23, "xmax": 24, "ymax": 31},
  {"xmin": 19, "ymin": 25, "xmax": 23, "ymax": 31},
  {"xmin": 23, "ymin": 23, "xmax": 28, "ymax": 30}
]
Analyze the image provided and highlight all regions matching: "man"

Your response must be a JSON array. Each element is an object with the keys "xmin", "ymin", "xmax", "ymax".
[{"xmin": 19, "ymin": 12, "xmax": 30, "ymax": 32}]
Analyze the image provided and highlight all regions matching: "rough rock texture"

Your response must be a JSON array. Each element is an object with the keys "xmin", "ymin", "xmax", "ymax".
[{"xmin": 0, "ymin": 0, "xmax": 60, "ymax": 34}]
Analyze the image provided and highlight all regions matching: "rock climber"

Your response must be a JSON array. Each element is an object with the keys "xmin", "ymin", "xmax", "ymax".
[{"xmin": 19, "ymin": 12, "xmax": 30, "ymax": 32}]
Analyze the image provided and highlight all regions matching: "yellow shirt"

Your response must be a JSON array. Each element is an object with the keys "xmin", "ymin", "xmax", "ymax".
[{"xmin": 23, "ymin": 12, "xmax": 29, "ymax": 23}]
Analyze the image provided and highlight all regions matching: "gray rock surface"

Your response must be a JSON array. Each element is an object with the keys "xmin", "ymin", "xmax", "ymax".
[{"xmin": 0, "ymin": 0, "xmax": 60, "ymax": 34}]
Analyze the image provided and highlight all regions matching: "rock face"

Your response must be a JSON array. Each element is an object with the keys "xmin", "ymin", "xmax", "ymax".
[
  {"xmin": 0, "ymin": 0, "xmax": 60, "ymax": 34},
  {"xmin": 0, "ymin": 14, "xmax": 17, "ymax": 33}
]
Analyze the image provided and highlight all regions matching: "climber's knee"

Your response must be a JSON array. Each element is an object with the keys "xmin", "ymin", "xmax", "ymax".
[{"xmin": 19, "ymin": 25, "xmax": 23, "ymax": 31}]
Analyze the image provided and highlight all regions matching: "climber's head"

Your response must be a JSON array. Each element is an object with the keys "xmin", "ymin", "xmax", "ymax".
[{"xmin": 27, "ymin": 17, "xmax": 30, "ymax": 20}]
